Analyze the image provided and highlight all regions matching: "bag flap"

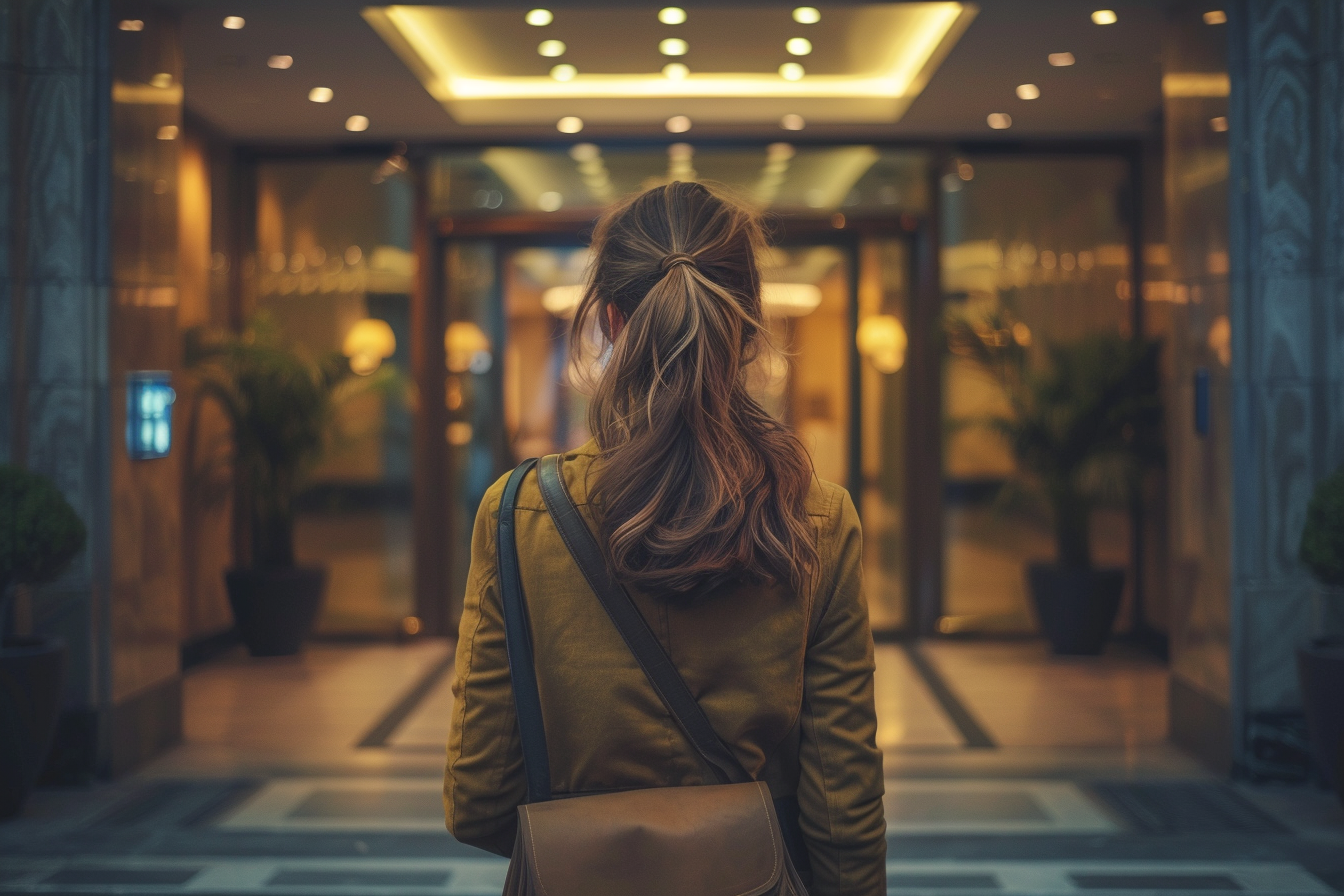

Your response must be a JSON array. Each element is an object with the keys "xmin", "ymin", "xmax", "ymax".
[{"xmin": 517, "ymin": 782, "xmax": 784, "ymax": 896}]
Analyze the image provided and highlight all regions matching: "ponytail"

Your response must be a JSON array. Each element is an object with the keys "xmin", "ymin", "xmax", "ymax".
[{"xmin": 571, "ymin": 182, "xmax": 819, "ymax": 597}]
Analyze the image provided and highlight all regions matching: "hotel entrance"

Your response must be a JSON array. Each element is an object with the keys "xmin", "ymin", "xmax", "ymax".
[{"xmin": 402, "ymin": 143, "xmax": 936, "ymax": 637}]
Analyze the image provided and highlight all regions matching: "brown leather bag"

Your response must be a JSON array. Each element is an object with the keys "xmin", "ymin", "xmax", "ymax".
[{"xmin": 495, "ymin": 455, "xmax": 809, "ymax": 896}]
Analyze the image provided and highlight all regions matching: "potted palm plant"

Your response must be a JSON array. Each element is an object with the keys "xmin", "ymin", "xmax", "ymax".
[
  {"xmin": 1297, "ymin": 465, "xmax": 1344, "ymax": 803},
  {"xmin": 947, "ymin": 303, "xmax": 1163, "ymax": 654},
  {"xmin": 186, "ymin": 316, "xmax": 354, "ymax": 657},
  {"xmin": 0, "ymin": 464, "xmax": 87, "ymax": 817}
]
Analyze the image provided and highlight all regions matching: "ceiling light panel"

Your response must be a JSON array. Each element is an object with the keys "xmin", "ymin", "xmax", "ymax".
[{"xmin": 363, "ymin": 3, "xmax": 976, "ymax": 126}]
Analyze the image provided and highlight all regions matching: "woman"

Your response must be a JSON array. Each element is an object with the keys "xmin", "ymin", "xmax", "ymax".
[{"xmin": 444, "ymin": 181, "xmax": 886, "ymax": 895}]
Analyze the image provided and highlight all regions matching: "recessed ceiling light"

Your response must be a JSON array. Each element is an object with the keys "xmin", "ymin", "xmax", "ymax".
[
  {"xmin": 118, "ymin": 19, "xmax": 144, "ymax": 31},
  {"xmin": 267, "ymin": 55, "xmax": 293, "ymax": 69},
  {"xmin": 663, "ymin": 62, "xmax": 690, "ymax": 80},
  {"xmin": 150, "ymin": 72, "xmax": 172, "ymax": 88},
  {"xmin": 1048, "ymin": 52, "xmax": 1076, "ymax": 66},
  {"xmin": 793, "ymin": 7, "xmax": 821, "ymax": 24},
  {"xmin": 665, "ymin": 115, "xmax": 692, "ymax": 133},
  {"xmin": 1209, "ymin": 116, "xmax": 1228, "ymax": 132},
  {"xmin": 1091, "ymin": 9, "xmax": 1117, "ymax": 24},
  {"xmin": 659, "ymin": 38, "xmax": 688, "ymax": 56},
  {"xmin": 308, "ymin": 87, "xmax": 334, "ymax": 103},
  {"xmin": 779, "ymin": 62, "xmax": 805, "ymax": 80},
  {"xmin": 156, "ymin": 125, "xmax": 179, "ymax": 140},
  {"xmin": 538, "ymin": 191, "xmax": 563, "ymax": 212},
  {"xmin": 538, "ymin": 39, "xmax": 566, "ymax": 57},
  {"xmin": 557, "ymin": 116, "xmax": 584, "ymax": 134},
  {"xmin": 780, "ymin": 113, "xmax": 805, "ymax": 131},
  {"xmin": 658, "ymin": 7, "xmax": 687, "ymax": 25},
  {"xmin": 1016, "ymin": 83, "xmax": 1040, "ymax": 100},
  {"xmin": 550, "ymin": 64, "xmax": 577, "ymax": 81},
  {"xmin": 987, "ymin": 112, "xmax": 1012, "ymax": 129},
  {"xmin": 222, "ymin": 15, "xmax": 244, "ymax": 29},
  {"xmin": 345, "ymin": 115, "xmax": 370, "ymax": 132},
  {"xmin": 525, "ymin": 9, "xmax": 553, "ymax": 26},
  {"xmin": 1203, "ymin": 10, "xmax": 1227, "ymax": 24},
  {"xmin": 785, "ymin": 37, "xmax": 812, "ymax": 56}
]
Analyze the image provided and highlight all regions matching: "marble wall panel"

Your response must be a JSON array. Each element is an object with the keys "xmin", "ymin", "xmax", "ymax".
[
  {"xmin": 1226, "ymin": 0, "xmax": 1344, "ymax": 766},
  {"xmin": 20, "ymin": 0, "xmax": 88, "ymax": 71}
]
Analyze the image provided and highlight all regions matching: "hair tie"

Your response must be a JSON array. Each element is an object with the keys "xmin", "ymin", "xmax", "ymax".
[{"xmin": 660, "ymin": 253, "xmax": 697, "ymax": 273}]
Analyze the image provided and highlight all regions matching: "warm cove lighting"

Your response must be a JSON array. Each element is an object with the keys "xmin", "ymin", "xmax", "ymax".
[{"xmin": 363, "ymin": 3, "xmax": 976, "ymax": 126}]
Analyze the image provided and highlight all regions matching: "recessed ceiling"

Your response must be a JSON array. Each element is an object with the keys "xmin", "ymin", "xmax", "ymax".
[
  {"xmin": 363, "ymin": 3, "xmax": 976, "ymax": 125},
  {"xmin": 172, "ymin": 0, "xmax": 1167, "ymax": 143}
]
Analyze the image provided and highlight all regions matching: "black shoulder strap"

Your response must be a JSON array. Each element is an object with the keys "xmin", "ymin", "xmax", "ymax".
[
  {"xmin": 535, "ymin": 454, "xmax": 752, "ymax": 786},
  {"xmin": 497, "ymin": 458, "xmax": 551, "ymax": 803}
]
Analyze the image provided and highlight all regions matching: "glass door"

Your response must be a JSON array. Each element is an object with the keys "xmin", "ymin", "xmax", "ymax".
[{"xmin": 429, "ymin": 232, "xmax": 916, "ymax": 634}]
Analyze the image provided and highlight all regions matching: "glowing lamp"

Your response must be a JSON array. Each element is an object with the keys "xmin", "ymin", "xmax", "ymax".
[
  {"xmin": 542, "ymin": 284, "xmax": 584, "ymax": 318},
  {"xmin": 126, "ymin": 371, "xmax": 176, "ymax": 459},
  {"xmin": 445, "ymin": 321, "xmax": 493, "ymax": 373},
  {"xmin": 856, "ymin": 315, "xmax": 908, "ymax": 373},
  {"xmin": 761, "ymin": 282, "xmax": 822, "ymax": 317},
  {"xmin": 343, "ymin": 318, "xmax": 396, "ymax": 375}
]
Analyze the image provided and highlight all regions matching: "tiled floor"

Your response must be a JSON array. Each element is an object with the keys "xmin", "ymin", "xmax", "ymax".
[{"xmin": 2, "ymin": 638, "xmax": 1341, "ymax": 895}]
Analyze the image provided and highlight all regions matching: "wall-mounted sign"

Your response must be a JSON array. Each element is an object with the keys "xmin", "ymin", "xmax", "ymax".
[{"xmin": 126, "ymin": 371, "xmax": 176, "ymax": 459}]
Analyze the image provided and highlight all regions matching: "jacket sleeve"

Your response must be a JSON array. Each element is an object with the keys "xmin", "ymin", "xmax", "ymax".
[
  {"xmin": 443, "ymin": 476, "xmax": 525, "ymax": 856},
  {"xmin": 796, "ymin": 488, "xmax": 887, "ymax": 895}
]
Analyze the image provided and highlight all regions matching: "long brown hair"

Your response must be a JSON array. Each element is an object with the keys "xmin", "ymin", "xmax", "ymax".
[{"xmin": 571, "ymin": 181, "xmax": 819, "ymax": 597}]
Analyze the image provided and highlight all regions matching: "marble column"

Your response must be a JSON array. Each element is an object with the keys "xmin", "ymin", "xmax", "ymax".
[
  {"xmin": 1227, "ymin": 0, "xmax": 1344, "ymax": 771},
  {"xmin": 0, "ymin": 0, "xmax": 184, "ymax": 780}
]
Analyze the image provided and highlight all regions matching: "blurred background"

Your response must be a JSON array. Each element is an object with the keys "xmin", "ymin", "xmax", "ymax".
[{"xmin": 1, "ymin": 2, "xmax": 1342, "ymax": 894}]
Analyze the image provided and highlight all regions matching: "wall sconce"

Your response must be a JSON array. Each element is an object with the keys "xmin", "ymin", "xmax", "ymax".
[
  {"xmin": 126, "ymin": 371, "xmax": 175, "ymax": 459},
  {"xmin": 542, "ymin": 284, "xmax": 583, "ymax": 318},
  {"xmin": 856, "ymin": 314, "xmax": 908, "ymax": 373},
  {"xmin": 445, "ymin": 321, "xmax": 492, "ymax": 373},
  {"xmin": 342, "ymin": 318, "xmax": 397, "ymax": 375},
  {"xmin": 762, "ymin": 282, "xmax": 823, "ymax": 317}
]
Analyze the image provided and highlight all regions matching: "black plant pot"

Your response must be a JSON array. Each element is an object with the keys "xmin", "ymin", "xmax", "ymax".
[
  {"xmin": 0, "ymin": 636, "xmax": 67, "ymax": 818},
  {"xmin": 225, "ymin": 567, "xmax": 326, "ymax": 657},
  {"xmin": 1296, "ymin": 637, "xmax": 1344, "ymax": 805},
  {"xmin": 1027, "ymin": 564, "xmax": 1125, "ymax": 656}
]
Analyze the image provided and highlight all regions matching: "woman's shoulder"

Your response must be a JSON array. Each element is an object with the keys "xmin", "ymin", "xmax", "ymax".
[{"xmin": 805, "ymin": 476, "xmax": 858, "ymax": 530}]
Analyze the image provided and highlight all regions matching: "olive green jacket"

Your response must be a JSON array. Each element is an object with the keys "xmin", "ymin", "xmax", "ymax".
[{"xmin": 444, "ymin": 442, "xmax": 887, "ymax": 895}]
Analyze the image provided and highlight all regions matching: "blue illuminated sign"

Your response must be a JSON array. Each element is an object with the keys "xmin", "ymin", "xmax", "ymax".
[{"xmin": 126, "ymin": 371, "xmax": 176, "ymax": 459}]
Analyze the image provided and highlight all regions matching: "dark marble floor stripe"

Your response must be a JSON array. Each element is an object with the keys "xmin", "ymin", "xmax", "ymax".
[
  {"xmin": 901, "ymin": 643, "xmax": 996, "ymax": 749},
  {"xmin": 355, "ymin": 653, "xmax": 455, "ymax": 749}
]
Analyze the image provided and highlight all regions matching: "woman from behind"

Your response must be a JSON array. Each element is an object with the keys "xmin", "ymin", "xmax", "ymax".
[{"xmin": 444, "ymin": 181, "xmax": 886, "ymax": 895}]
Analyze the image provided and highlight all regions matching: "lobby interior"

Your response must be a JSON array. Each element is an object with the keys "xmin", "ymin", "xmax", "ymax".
[{"xmin": 2, "ymin": 1, "xmax": 1344, "ymax": 894}]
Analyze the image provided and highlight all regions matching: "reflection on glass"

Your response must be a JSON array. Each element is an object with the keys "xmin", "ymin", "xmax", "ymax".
[
  {"xmin": 428, "ymin": 146, "xmax": 929, "ymax": 218},
  {"xmin": 939, "ymin": 156, "xmax": 1133, "ymax": 633},
  {"xmin": 254, "ymin": 160, "xmax": 415, "ymax": 636},
  {"xmin": 858, "ymin": 239, "xmax": 909, "ymax": 630}
]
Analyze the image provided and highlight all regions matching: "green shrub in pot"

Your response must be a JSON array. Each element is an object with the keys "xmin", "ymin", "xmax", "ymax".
[
  {"xmin": 946, "ymin": 297, "xmax": 1163, "ymax": 653},
  {"xmin": 0, "ymin": 464, "xmax": 87, "ymax": 817},
  {"xmin": 185, "ymin": 315, "xmax": 393, "ymax": 655},
  {"xmin": 1296, "ymin": 464, "xmax": 1344, "ymax": 798}
]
